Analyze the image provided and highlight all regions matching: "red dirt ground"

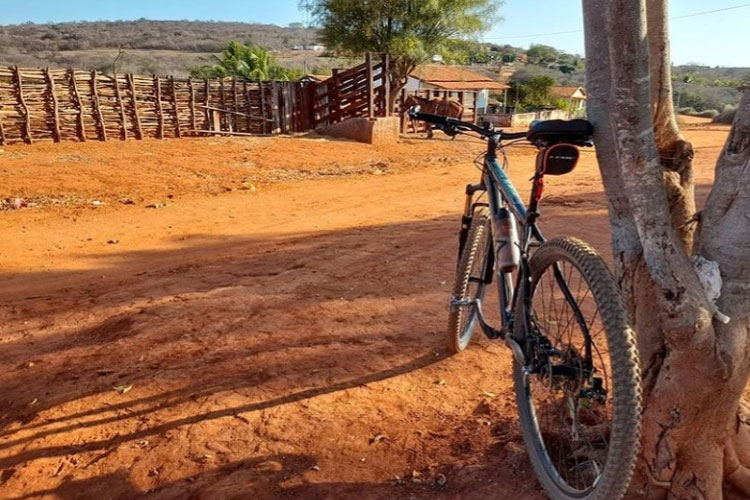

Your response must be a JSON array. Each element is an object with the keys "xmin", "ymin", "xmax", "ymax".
[{"xmin": 0, "ymin": 118, "xmax": 731, "ymax": 499}]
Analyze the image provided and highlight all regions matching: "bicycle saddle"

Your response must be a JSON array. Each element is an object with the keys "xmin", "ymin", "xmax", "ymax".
[{"xmin": 527, "ymin": 119, "xmax": 594, "ymax": 146}]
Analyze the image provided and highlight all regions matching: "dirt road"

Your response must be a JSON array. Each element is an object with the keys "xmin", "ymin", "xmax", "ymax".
[{"xmin": 0, "ymin": 120, "xmax": 728, "ymax": 499}]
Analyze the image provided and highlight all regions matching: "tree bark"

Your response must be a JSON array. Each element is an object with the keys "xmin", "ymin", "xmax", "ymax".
[{"xmin": 583, "ymin": 0, "xmax": 750, "ymax": 497}]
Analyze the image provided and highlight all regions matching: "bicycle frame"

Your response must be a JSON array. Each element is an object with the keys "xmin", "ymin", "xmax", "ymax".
[{"xmin": 455, "ymin": 133, "xmax": 552, "ymax": 364}]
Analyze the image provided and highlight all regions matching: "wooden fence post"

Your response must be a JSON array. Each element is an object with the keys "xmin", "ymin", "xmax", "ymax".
[
  {"xmin": 68, "ymin": 69, "xmax": 87, "ymax": 142},
  {"xmin": 259, "ymin": 81, "xmax": 268, "ymax": 134},
  {"xmin": 203, "ymin": 78, "xmax": 210, "ymax": 131},
  {"xmin": 232, "ymin": 77, "xmax": 239, "ymax": 132},
  {"xmin": 90, "ymin": 70, "xmax": 107, "ymax": 141},
  {"xmin": 271, "ymin": 82, "xmax": 280, "ymax": 134},
  {"xmin": 154, "ymin": 75, "xmax": 164, "ymax": 139},
  {"xmin": 400, "ymin": 87, "xmax": 408, "ymax": 133},
  {"xmin": 219, "ymin": 77, "xmax": 228, "ymax": 131},
  {"xmin": 188, "ymin": 77, "xmax": 197, "ymax": 132},
  {"xmin": 113, "ymin": 73, "xmax": 128, "ymax": 140},
  {"xmin": 12, "ymin": 66, "xmax": 32, "ymax": 144},
  {"xmin": 44, "ymin": 68, "xmax": 61, "ymax": 142},
  {"xmin": 127, "ymin": 73, "xmax": 143, "ymax": 140},
  {"xmin": 170, "ymin": 75, "xmax": 181, "ymax": 138},
  {"xmin": 366, "ymin": 52, "xmax": 374, "ymax": 119},
  {"xmin": 244, "ymin": 80, "xmax": 252, "ymax": 133},
  {"xmin": 472, "ymin": 91, "xmax": 478, "ymax": 123},
  {"xmin": 382, "ymin": 53, "xmax": 391, "ymax": 116}
]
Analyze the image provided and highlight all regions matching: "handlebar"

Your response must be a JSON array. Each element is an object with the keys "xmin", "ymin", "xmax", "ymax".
[{"xmin": 408, "ymin": 110, "xmax": 527, "ymax": 141}]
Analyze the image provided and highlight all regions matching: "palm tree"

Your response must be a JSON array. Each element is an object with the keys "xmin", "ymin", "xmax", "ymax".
[{"xmin": 191, "ymin": 42, "xmax": 300, "ymax": 81}]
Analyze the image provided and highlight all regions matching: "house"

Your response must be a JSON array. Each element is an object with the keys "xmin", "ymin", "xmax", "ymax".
[
  {"xmin": 550, "ymin": 86, "xmax": 587, "ymax": 115},
  {"xmin": 405, "ymin": 65, "xmax": 510, "ymax": 114}
]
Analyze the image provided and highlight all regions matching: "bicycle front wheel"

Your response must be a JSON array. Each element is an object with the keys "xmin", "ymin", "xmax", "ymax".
[
  {"xmin": 513, "ymin": 237, "xmax": 641, "ymax": 500},
  {"xmin": 447, "ymin": 207, "xmax": 491, "ymax": 353}
]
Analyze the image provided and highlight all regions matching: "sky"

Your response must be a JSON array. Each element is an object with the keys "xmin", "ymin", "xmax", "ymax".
[{"xmin": 1, "ymin": 0, "xmax": 748, "ymax": 67}]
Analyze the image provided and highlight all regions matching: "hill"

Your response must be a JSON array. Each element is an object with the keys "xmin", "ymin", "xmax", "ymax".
[{"xmin": 0, "ymin": 20, "xmax": 319, "ymax": 77}]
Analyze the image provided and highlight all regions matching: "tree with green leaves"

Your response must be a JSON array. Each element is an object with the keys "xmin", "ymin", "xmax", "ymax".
[
  {"xmin": 526, "ymin": 43, "xmax": 559, "ymax": 65},
  {"xmin": 305, "ymin": 0, "xmax": 502, "ymax": 106},
  {"xmin": 191, "ymin": 42, "xmax": 302, "ymax": 81},
  {"xmin": 508, "ymin": 74, "xmax": 556, "ymax": 111}
]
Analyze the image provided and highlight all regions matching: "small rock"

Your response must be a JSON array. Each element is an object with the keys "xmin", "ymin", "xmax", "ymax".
[
  {"xmin": 107, "ymin": 239, "xmax": 119, "ymax": 245},
  {"xmin": 91, "ymin": 200, "xmax": 102, "ymax": 207},
  {"xmin": 310, "ymin": 465, "xmax": 321, "ymax": 472},
  {"xmin": 146, "ymin": 203, "xmax": 166, "ymax": 209},
  {"xmin": 119, "ymin": 199, "xmax": 135, "ymax": 205},
  {"xmin": 435, "ymin": 473, "xmax": 447, "ymax": 487},
  {"xmin": 369, "ymin": 433, "xmax": 387, "ymax": 445}
]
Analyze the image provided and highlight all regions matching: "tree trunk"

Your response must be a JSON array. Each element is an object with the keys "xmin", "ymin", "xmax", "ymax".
[
  {"xmin": 387, "ymin": 57, "xmax": 416, "ymax": 112},
  {"xmin": 583, "ymin": 0, "xmax": 750, "ymax": 497}
]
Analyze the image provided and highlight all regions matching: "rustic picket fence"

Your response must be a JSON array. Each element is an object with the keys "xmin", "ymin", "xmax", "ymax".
[
  {"xmin": 0, "ymin": 66, "xmax": 314, "ymax": 145},
  {"xmin": 0, "ymin": 54, "xmax": 485, "ymax": 145}
]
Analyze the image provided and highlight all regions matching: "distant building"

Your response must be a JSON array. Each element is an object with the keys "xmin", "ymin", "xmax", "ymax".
[
  {"xmin": 405, "ymin": 65, "xmax": 509, "ymax": 114},
  {"xmin": 291, "ymin": 44, "xmax": 327, "ymax": 52},
  {"xmin": 550, "ymin": 86, "xmax": 587, "ymax": 114}
]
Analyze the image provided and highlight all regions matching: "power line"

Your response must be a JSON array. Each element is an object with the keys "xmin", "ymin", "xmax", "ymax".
[
  {"xmin": 483, "ymin": 3, "xmax": 750, "ymax": 41},
  {"xmin": 671, "ymin": 3, "xmax": 750, "ymax": 19}
]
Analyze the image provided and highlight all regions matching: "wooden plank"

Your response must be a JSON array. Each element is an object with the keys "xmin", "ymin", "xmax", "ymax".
[
  {"xmin": 197, "ymin": 104, "xmax": 253, "ymax": 118},
  {"xmin": 188, "ymin": 77, "xmax": 197, "ymax": 132},
  {"xmin": 232, "ymin": 77, "xmax": 239, "ymax": 132},
  {"xmin": 155, "ymin": 75, "xmax": 164, "ymax": 139},
  {"xmin": 44, "ymin": 67, "xmax": 61, "ymax": 142},
  {"xmin": 244, "ymin": 80, "xmax": 252, "ymax": 132},
  {"xmin": 219, "ymin": 78, "xmax": 228, "ymax": 131},
  {"xmin": 203, "ymin": 78, "xmax": 211, "ymax": 130},
  {"xmin": 112, "ymin": 73, "xmax": 128, "ymax": 140},
  {"xmin": 259, "ymin": 81, "xmax": 268, "ymax": 134},
  {"xmin": 68, "ymin": 69, "xmax": 87, "ymax": 141},
  {"xmin": 170, "ymin": 76, "xmax": 181, "ymax": 138},
  {"xmin": 271, "ymin": 82, "xmax": 280, "ymax": 134},
  {"xmin": 189, "ymin": 128, "xmax": 257, "ymax": 137},
  {"xmin": 127, "ymin": 73, "xmax": 143, "ymax": 140},
  {"xmin": 366, "ymin": 52, "xmax": 374, "ymax": 119},
  {"xmin": 382, "ymin": 53, "xmax": 391, "ymax": 115},
  {"xmin": 13, "ymin": 66, "xmax": 33, "ymax": 144},
  {"xmin": 90, "ymin": 70, "xmax": 107, "ymax": 141}
]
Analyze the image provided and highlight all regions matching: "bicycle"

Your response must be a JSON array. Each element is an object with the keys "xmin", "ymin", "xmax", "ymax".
[{"xmin": 409, "ymin": 109, "xmax": 642, "ymax": 500}]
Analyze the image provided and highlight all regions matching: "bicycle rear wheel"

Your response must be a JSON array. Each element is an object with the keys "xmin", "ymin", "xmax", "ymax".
[
  {"xmin": 447, "ymin": 207, "xmax": 491, "ymax": 353},
  {"xmin": 513, "ymin": 237, "xmax": 641, "ymax": 500}
]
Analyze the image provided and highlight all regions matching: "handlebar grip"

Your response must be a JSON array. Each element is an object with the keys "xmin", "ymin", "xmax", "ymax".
[{"xmin": 501, "ymin": 131, "xmax": 528, "ymax": 140}]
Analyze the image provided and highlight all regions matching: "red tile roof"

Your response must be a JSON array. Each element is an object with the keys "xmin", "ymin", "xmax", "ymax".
[
  {"xmin": 411, "ymin": 65, "xmax": 509, "ymax": 91},
  {"xmin": 550, "ymin": 86, "xmax": 587, "ymax": 99}
]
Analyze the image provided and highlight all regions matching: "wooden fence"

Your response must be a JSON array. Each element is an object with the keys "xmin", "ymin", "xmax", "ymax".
[
  {"xmin": 0, "ymin": 54, "xmax": 486, "ymax": 145},
  {"xmin": 0, "ymin": 66, "xmax": 313, "ymax": 145},
  {"xmin": 311, "ymin": 53, "xmax": 391, "ymax": 127}
]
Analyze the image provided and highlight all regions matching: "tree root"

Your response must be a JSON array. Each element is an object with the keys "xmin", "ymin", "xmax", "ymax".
[{"xmin": 724, "ymin": 401, "xmax": 750, "ymax": 496}]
